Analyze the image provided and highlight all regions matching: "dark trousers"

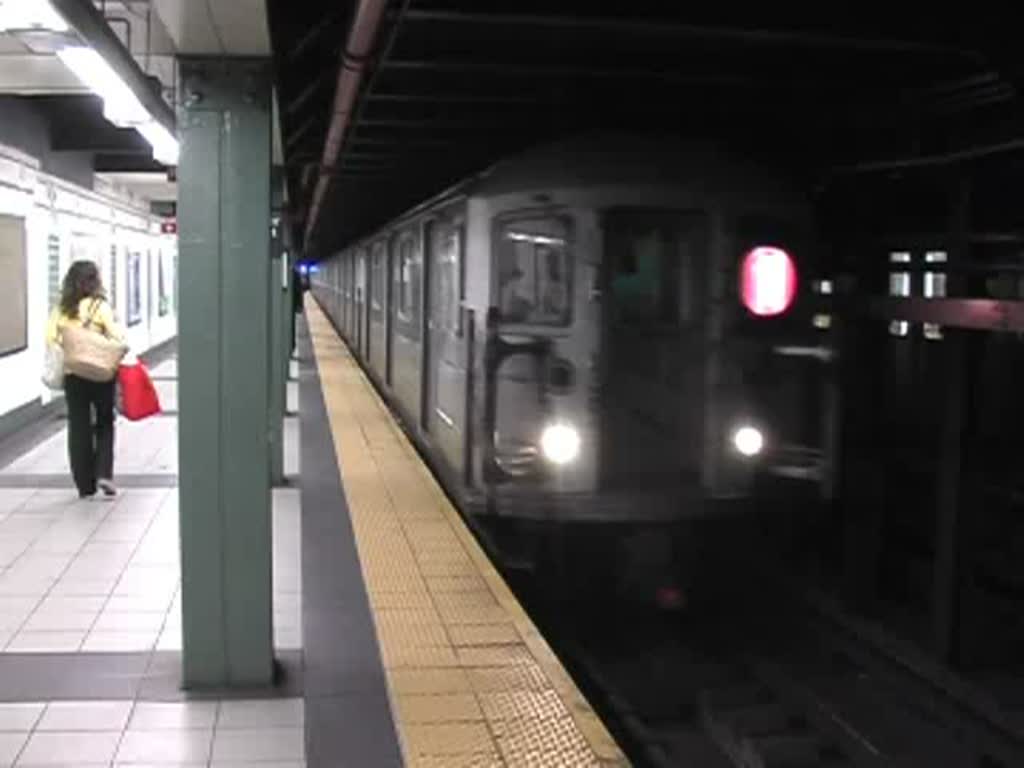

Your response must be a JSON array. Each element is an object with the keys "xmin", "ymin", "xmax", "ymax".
[{"xmin": 64, "ymin": 374, "xmax": 115, "ymax": 495}]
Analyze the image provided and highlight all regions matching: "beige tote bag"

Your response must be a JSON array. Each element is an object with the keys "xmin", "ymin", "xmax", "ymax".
[{"xmin": 61, "ymin": 299, "xmax": 128, "ymax": 382}]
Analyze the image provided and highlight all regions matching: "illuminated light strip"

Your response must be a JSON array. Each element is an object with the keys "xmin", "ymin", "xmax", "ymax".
[
  {"xmin": 57, "ymin": 47, "xmax": 148, "ymax": 125},
  {"xmin": 0, "ymin": 0, "xmax": 68, "ymax": 32},
  {"xmin": 55, "ymin": 46, "xmax": 178, "ymax": 166},
  {"xmin": 136, "ymin": 121, "xmax": 178, "ymax": 166},
  {"xmin": 506, "ymin": 231, "xmax": 565, "ymax": 246}
]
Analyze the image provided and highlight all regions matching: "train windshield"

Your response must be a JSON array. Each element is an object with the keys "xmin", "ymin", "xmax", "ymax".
[
  {"xmin": 605, "ymin": 209, "xmax": 707, "ymax": 328},
  {"xmin": 496, "ymin": 217, "xmax": 572, "ymax": 326}
]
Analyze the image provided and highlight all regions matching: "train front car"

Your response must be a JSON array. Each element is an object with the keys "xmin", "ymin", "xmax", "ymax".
[
  {"xmin": 471, "ymin": 138, "xmax": 832, "ymax": 603},
  {"xmin": 711, "ymin": 210, "xmax": 834, "ymax": 505}
]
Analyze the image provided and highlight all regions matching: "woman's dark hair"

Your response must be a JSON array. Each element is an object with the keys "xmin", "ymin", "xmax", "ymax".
[{"xmin": 60, "ymin": 260, "xmax": 105, "ymax": 318}]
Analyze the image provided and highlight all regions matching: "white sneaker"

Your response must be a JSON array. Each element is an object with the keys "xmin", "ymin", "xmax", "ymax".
[{"xmin": 97, "ymin": 478, "xmax": 118, "ymax": 498}]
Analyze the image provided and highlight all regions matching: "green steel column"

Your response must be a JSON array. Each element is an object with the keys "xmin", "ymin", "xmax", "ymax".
[
  {"xmin": 177, "ymin": 59, "xmax": 274, "ymax": 687},
  {"xmin": 282, "ymin": 247, "xmax": 293, "ymax": 395},
  {"xmin": 268, "ymin": 208, "xmax": 285, "ymax": 484},
  {"xmin": 289, "ymin": 252, "xmax": 297, "ymax": 357}
]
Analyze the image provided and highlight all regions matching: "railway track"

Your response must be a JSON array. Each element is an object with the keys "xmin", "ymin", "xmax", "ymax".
[{"xmin": 508, "ymin": 562, "xmax": 1024, "ymax": 768}]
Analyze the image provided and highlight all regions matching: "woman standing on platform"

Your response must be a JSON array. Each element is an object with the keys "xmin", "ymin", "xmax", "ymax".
[{"xmin": 46, "ymin": 261, "xmax": 126, "ymax": 499}]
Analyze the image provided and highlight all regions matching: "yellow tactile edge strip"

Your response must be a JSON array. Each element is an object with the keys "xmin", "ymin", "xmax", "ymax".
[{"xmin": 307, "ymin": 298, "xmax": 630, "ymax": 768}]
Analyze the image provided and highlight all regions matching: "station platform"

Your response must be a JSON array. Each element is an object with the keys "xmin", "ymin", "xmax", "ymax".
[
  {"xmin": 303, "ymin": 299, "xmax": 627, "ymax": 767},
  {"xmin": 0, "ymin": 301, "xmax": 626, "ymax": 767},
  {"xmin": 0, "ymin": 352, "xmax": 306, "ymax": 766}
]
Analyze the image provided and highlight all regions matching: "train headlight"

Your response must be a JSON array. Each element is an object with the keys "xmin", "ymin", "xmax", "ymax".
[
  {"xmin": 540, "ymin": 423, "xmax": 581, "ymax": 465},
  {"xmin": 732, "ymin": 425, "xmax": 764, "ymax": 458}
]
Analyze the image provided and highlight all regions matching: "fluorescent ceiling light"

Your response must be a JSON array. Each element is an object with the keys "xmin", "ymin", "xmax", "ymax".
[
  {"xmin": 136, "ymin": 121, "xmax": 179, "ymax": 166},
  {"xmin": 56, "ymin": 46, "xmax": 179, "ymax": 166},
  {"xmin": 57, "ymin": 46, "xmax": 149, "ymax": 126},
  {"xmin": 0, "ymin": 0, "xmax": 68, "ymax": 32}
]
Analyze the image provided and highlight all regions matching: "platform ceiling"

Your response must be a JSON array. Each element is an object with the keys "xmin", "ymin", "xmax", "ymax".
[{"xmin": 266, "ymin": 1, "xmax": 1023, "ymax": 256}]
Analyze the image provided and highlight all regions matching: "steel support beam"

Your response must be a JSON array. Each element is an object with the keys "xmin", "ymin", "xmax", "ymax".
[
  {"xmin": 177, "ymin": 59, "xmax": 274, "ymax": 688},
  {"xmin": 269, "ymin": 169, "xmax": 288, "ymax": 485},
  {"xmin": 285, "ymin": 114, "xmax": 319, "ymax": 150},
  {"xmin": 931, "ymin": 177, "xmax": 972, "ymax": 664},
  {"xmin": 287, "ymin": 12, "xmax": 341, "ymax": 61},
  {"xmin": 285, "ymin": 76, "xmax": 327, "ymax": 117}
]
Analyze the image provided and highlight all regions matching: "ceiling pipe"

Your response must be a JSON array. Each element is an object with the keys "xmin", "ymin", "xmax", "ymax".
[
  {"xmin": 832, "ymin": 137, "xmax": 1024, "ymax": 174},
  {"xmin": 303, "ymin": 0, "xmax": 389, "ymax": 248},
  {"xmin": 49, "ymin": 0, "xmax": 174, "ymax": 133}
]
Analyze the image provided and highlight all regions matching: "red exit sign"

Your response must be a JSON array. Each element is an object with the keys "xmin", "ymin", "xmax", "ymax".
[{"xmin": 160, "ymin": 220, "xmax": 177, "ymax": 234}]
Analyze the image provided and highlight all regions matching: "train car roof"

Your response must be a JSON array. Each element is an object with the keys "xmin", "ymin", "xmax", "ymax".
[
  {"xmin": 467, "ymin": 133, "xmax": 796, "ymax": 197},
  {"xmin": 333, "ymin": 133, "xmax": 805, "ymax": 255}
]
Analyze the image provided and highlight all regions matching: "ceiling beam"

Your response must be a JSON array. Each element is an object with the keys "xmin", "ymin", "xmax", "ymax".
[
  {"xmin": 285, "ymin": 75, "xmax": 328, "ymax": 116},
  {"xmin": 397, "ymin": 10, "xmax": 986, "ymax": 61},
  {"xmin": 50, "ymin": 0, "xmax": 175, "ymax": 133},
  {"xmin": 365, "ymin": 91, "xmax": 540, "ymax": 105},
  {"xmin": 379, "ymin": 58, "xmax": 843, "ymax": 90},
  {"xmin": 93, "ymin": 153, "xmax": 166, "ymax": 172},
  {"xmin": 832, "ymin": 136, "xmax": 1024, "ymax": 174},
  {"xmin": 347, "ymin": 135, "xmax": 467, "ymax": 146},
  {"xmin": 287, "ymin": 11, "xmax": 342, "ymax": 61},
  {"xmin": 52, "ymin": 124, "xmax": 151, "ymax": 152},
  {"xmin": 286, "ymin": 114, "xmax": 320, "ymax": 150}
]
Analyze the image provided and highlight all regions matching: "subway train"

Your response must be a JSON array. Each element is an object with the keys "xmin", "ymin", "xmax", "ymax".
[{"xmin": 311, "ymin": 135, "xmax": 836, "ymax": 598}]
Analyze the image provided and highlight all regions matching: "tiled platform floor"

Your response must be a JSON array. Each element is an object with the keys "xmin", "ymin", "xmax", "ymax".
[
  {"xmin": 0, "ymin": 697, "xmax": 305, "ymax": 767},
  {"xmin": 0, "ymin": 351, "xmax": 306, "ymax": 767},
  {"xmin": 307, "ymin": 301, "xmax": 628, "ymax": 767},
  {"xmin": 0, "ymin": 354, "xmax": 301, "ymax": 654},
  {"xmin": 0, "ymin": 417, "xmax": 299, "ymax": 479},
  {"xmin": 0, "ymin": 487, "xmax": 301, "ymax": 653}
]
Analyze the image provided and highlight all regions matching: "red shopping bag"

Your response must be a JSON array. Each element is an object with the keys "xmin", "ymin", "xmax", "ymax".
[{"xmin": 117, "ymin": 362, "xmax": 161, "ymax": 420}]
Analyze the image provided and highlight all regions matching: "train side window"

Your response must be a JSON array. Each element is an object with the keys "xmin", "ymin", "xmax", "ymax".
[
  {"xmin": 396, "ymin": 233, "xmax": 421, "ymax": 323},
  {"xmin": 888, "ymin": 251, "xmax": 911, "ymax": 337},
  {"xmin": 613, "ymin": 227, "xmax": 673, "ymax": 324},
  {"xmin": 923, "ymin": 250, "xmax": 946, "ymax": 340},
  {"xmin": 371, "ymin": 242, "xmax": 385, "ymax": 311},
  {"xmin": 495, "ymin": 216, "xmax": 572, "ymax": 326},
  {"xmin": 356, "ymin": 249, "xmax": 367, "ymax": 303},
  {"xmin": 605, "ymin": 210, "xmax": 705, "ymax": 328},
  {"xmin": 431, "ymin": 222, "xmax": 460, "ymax": 332}
]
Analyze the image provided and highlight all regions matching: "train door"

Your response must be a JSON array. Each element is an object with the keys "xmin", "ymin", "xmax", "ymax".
[
  {"xmin": 356, "ymin": 250, "xmax": 367, "ymax": 356},
  {"xmin": 421, "ymin": 220, "xmax": 435, "ymax": 432},
  {"xmin": 600, "ymin": 209, "xmax": 709, "ymax": 490},
  {"xmin": 365, "ymin": 248, "xmax": 373, "ymax": 362},
  {"xmin": 348, "ymin": 254, "xmax": 355, "ymax": 340},
  {"xmin": 364, "ymin": 250, "xmax": 373, "ymax": 360},
  {"xmin": 423, "ymin": 218, "xmax": 462, "ymax": 438},
  {"xmin": 385, "ymin": 236, "xmax": 394, "ymax": 386},
  {"xmin": 342, "ymin": 255, "xmax": 350, "ymax": 337}
]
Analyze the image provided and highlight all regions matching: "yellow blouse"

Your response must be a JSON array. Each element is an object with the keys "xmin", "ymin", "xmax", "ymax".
[{"xmin": 46, "ymin": 297, "xmax": 126, "ymax": 346}]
